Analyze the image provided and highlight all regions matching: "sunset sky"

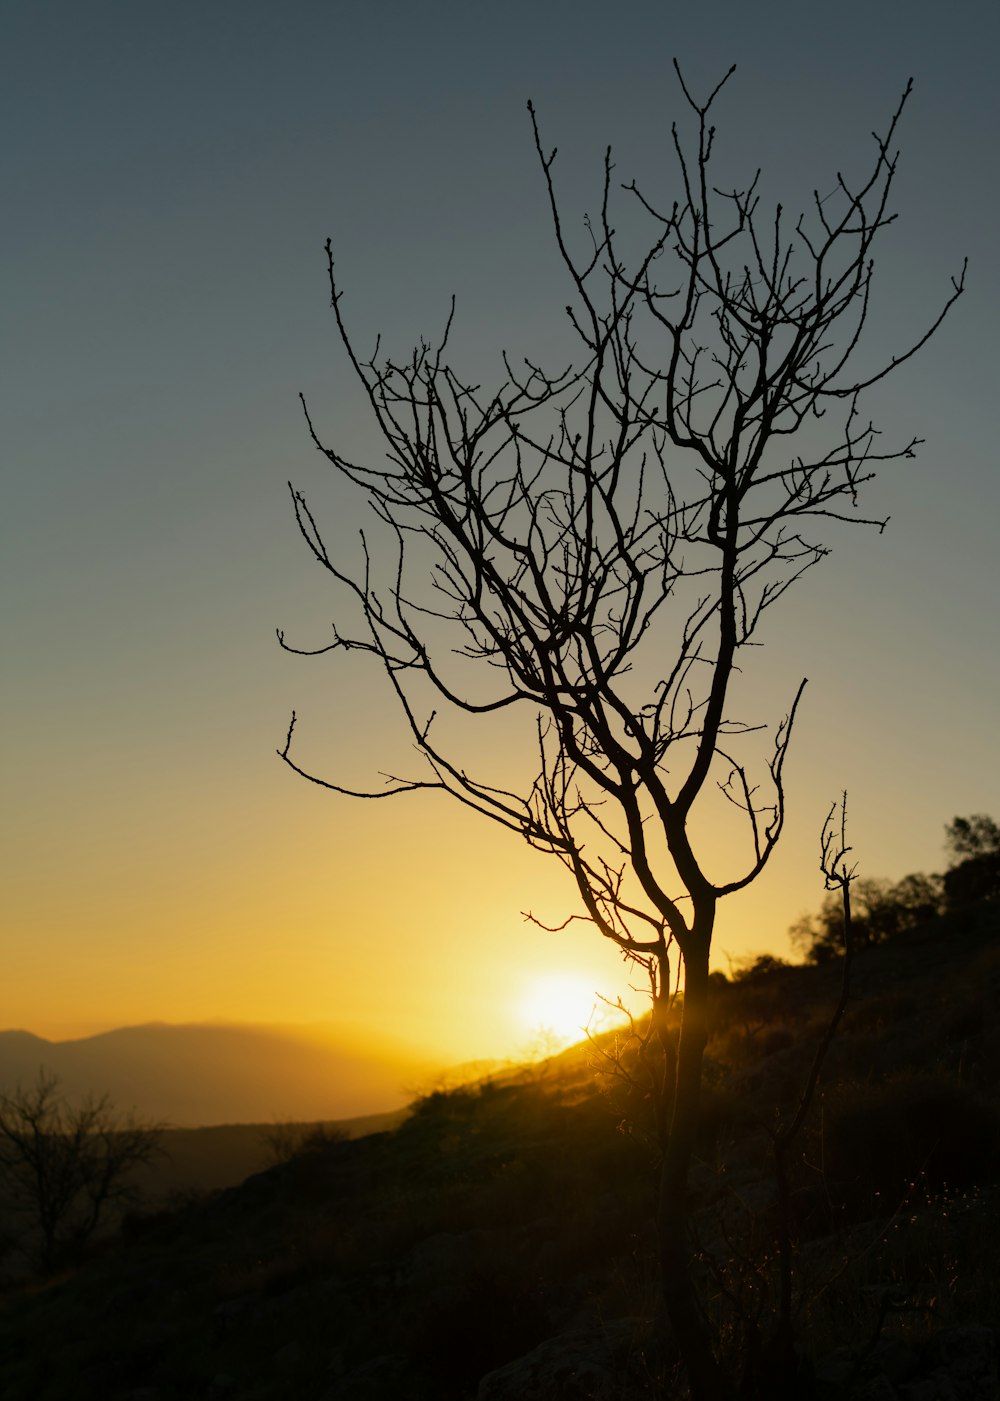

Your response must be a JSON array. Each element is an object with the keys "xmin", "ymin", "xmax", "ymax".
[{"xmin": 4, "ymin": 0, "xmax": 998, "ymax": 1070}]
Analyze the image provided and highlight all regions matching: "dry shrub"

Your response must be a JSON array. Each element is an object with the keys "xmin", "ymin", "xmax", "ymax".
[
  {"xmin": 843, "ymin": 988, "xmax": 919, "ymax": 1034},
  {"xmin": 262, "ymin": 1120, "xmax": 347, "ymax": 1166},
  {"xmin": 821, "ymin": 1075, "xmax": 1000, "ymax": 1221}
]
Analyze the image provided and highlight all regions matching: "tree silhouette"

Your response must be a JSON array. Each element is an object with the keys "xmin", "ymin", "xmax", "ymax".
[
  {"xmin": 280, "ymin": 66, "xmax": 962, "ymax": 1398},
  {"xmin": 792, "ymin": 868, "xmax": 945, "ymax": 961},
  {"xmin": 0, "ymin": 1072, "xmax": 162, "ymax": 1274},
  {"xmin": 944, "ymin": 814, "xmax": 1000, "ymax": 910}
]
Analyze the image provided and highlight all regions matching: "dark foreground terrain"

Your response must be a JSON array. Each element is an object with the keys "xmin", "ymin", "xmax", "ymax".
[{"xmin": 2, "ymin": 913, "xmax": 1000, "ymax": 1399}]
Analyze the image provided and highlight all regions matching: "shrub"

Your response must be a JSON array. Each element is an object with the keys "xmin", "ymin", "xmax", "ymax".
[{"xmin": 821, "ymin": 1076, "xmax": 1000, "ymax": 1221}]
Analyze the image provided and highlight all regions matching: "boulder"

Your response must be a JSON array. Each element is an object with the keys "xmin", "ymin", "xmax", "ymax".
[{"xmin": 477, "ymin": 1320, "xmax": 643, "ymax": 1401}]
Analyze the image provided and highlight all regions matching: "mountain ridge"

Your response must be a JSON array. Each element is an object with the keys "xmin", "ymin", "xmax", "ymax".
[{"xmin": 0, "ymin": 1019, "xmax": 441, "ymax": 1126}]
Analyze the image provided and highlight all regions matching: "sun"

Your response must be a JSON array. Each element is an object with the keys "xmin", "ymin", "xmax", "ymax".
[{"xmin": 517, "ymin": 973, "xmax": 601, "ymax": 1052}]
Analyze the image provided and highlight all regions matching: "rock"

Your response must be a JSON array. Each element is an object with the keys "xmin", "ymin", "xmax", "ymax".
[
  {"xmin": 394, "ymin": 1228, "xmax": 493, "ymax": 1323},
  {"xmin": 895, "ymin": 1325, "xmax": 999, "ymax": 1401},
  {"xmin": 272, "ymin": 1340, "xmax": 306, "ymax": 1370},
  {"xmin": 901, "ymin": 1375, "xmax": 958, "ymax": 1401},
  {"xmin": 817, "ymin": 1334, "xmax": 918, "ymax": 1395},
  {"xmin": 324, "ymin": 1354, "xmax": 410, "ymax": 1400},
  {"xmin": 103, "ymin": 1272, "xmax": 167, "ymax": 1315},
  {"xmin": 396, "ymin": 1229, "xmax": 488, "ymax": 1291},
  {"xmin": 213, "ymin": 1294, "xmax": 259, "ymax": 1331},
  {"xmin": 476, "ymin": 1320, "xmax": 643, "ymax": 1400},
  {"xmin": 207, "ymin": 1377, "xmax": 238, "ymax": 1400},
  {"xmin": 815, "ymin": 1345, "xmax": 859, "ymax": 1390},
  {"xmin": 922, "ymin": 1325, "xmax": 998, "ymax": 1388},
  {"xmin": 870, "ymin": 1337, "xmax": 920, "ymax": 1386},
  {"xmin": 855, "ymin": 1379, "xmax": 899, "ymax": 1401}
]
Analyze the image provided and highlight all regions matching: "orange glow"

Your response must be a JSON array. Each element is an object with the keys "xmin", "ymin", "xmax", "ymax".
[{"xmin": 516, "ymin": 972, "xmax": 625, "ymax": 1053}]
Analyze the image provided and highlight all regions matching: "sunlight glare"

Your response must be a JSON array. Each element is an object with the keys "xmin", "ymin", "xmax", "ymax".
[{"xmin": 518, "ymin": 972, "xmax": 605, "ymax": 1053}]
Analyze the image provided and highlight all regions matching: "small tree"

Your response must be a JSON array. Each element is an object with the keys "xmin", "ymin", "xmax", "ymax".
[
  {"xmin": 889, "ymin": 870, "xmax": 944, "ymax": 929},
  {"xmin": 771, "ymin": 797, "xmax": 858, "ymax": 1380},
  {"xmin": 944, "ymin": 814, "xmax": 1000, "ymax": 909},
  {"xmin": 792, "ymin": 868, "xmax": 945, "ymax": 961},
  {"xmin": 280, "ymin": 66, "xmax": 962, "ymax": 1398},
  {"xmin": 262, "ymin": 1118, "xmax": 347, "ymax": 1167},
  {"xmin": 0, "ymin": 1071, "xmax": 162, "ymax": 1274}
]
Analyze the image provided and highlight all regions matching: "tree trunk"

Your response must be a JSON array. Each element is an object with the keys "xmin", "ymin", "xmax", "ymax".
[{"xmin": 657, "ymin": 926, "xmax": 733, "ymax": 1401}]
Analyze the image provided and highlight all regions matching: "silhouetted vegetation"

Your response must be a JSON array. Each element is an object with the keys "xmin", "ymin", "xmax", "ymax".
[
  {"xmin": 0, "ymin": 1072, "xmax": 161, "ymax": 1275},
  {"xmin": 944, "ymin": 814, "xmax": 1000, "ymax": 911},
  {"xmin": 261, "ymin": 1119, "xmax": 348, "ymax": 1167},
  {"xmin": 792, "ymin": 814, "xmax": 1000, "ymax": 964},
  {"xmin": 2, "ymin": 895, "xmax": 999, "ymax": 1399}
]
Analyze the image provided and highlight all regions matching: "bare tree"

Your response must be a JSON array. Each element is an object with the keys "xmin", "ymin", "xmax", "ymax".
[
  {"xmin": 0, "ymin": 1071, "xmax": 162, "ymax": 1274},
  {"xmin": 279, "ymin": 65, "xmax": 962, "ymax": 1399}
]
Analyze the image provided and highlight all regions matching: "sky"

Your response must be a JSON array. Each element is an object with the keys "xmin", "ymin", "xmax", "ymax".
[{"xmin": 4, "ymin": 0, "xmax": 998, "ymax": 1069}]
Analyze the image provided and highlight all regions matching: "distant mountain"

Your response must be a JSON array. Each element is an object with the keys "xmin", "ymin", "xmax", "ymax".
[{"xmin": 0, "ymin": 1022, "xmax": 441, "ymax": 1126}]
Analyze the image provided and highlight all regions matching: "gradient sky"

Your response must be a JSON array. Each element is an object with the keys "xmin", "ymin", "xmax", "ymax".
[{"xmin": 4, "ymin": 0, "xmax": 998, "ymax": 1065}]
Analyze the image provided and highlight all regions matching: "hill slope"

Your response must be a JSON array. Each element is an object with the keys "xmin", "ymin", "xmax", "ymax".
[{"xmin": 2, "ymin": 913, "xmax": 1000, "ymax": 1399}]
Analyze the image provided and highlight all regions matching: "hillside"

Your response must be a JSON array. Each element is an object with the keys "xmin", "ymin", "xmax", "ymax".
[
  {"xmin": 134, "ymin": 1110, "xmax": 410, "ymax": 1200},
  {"xmin": 0, "ymin": 1022, "xmax": 439, "ymax": 1126},
  {"xmin": 2, "ymin": 911, "xmax": 999, "ymax": 1399}
]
